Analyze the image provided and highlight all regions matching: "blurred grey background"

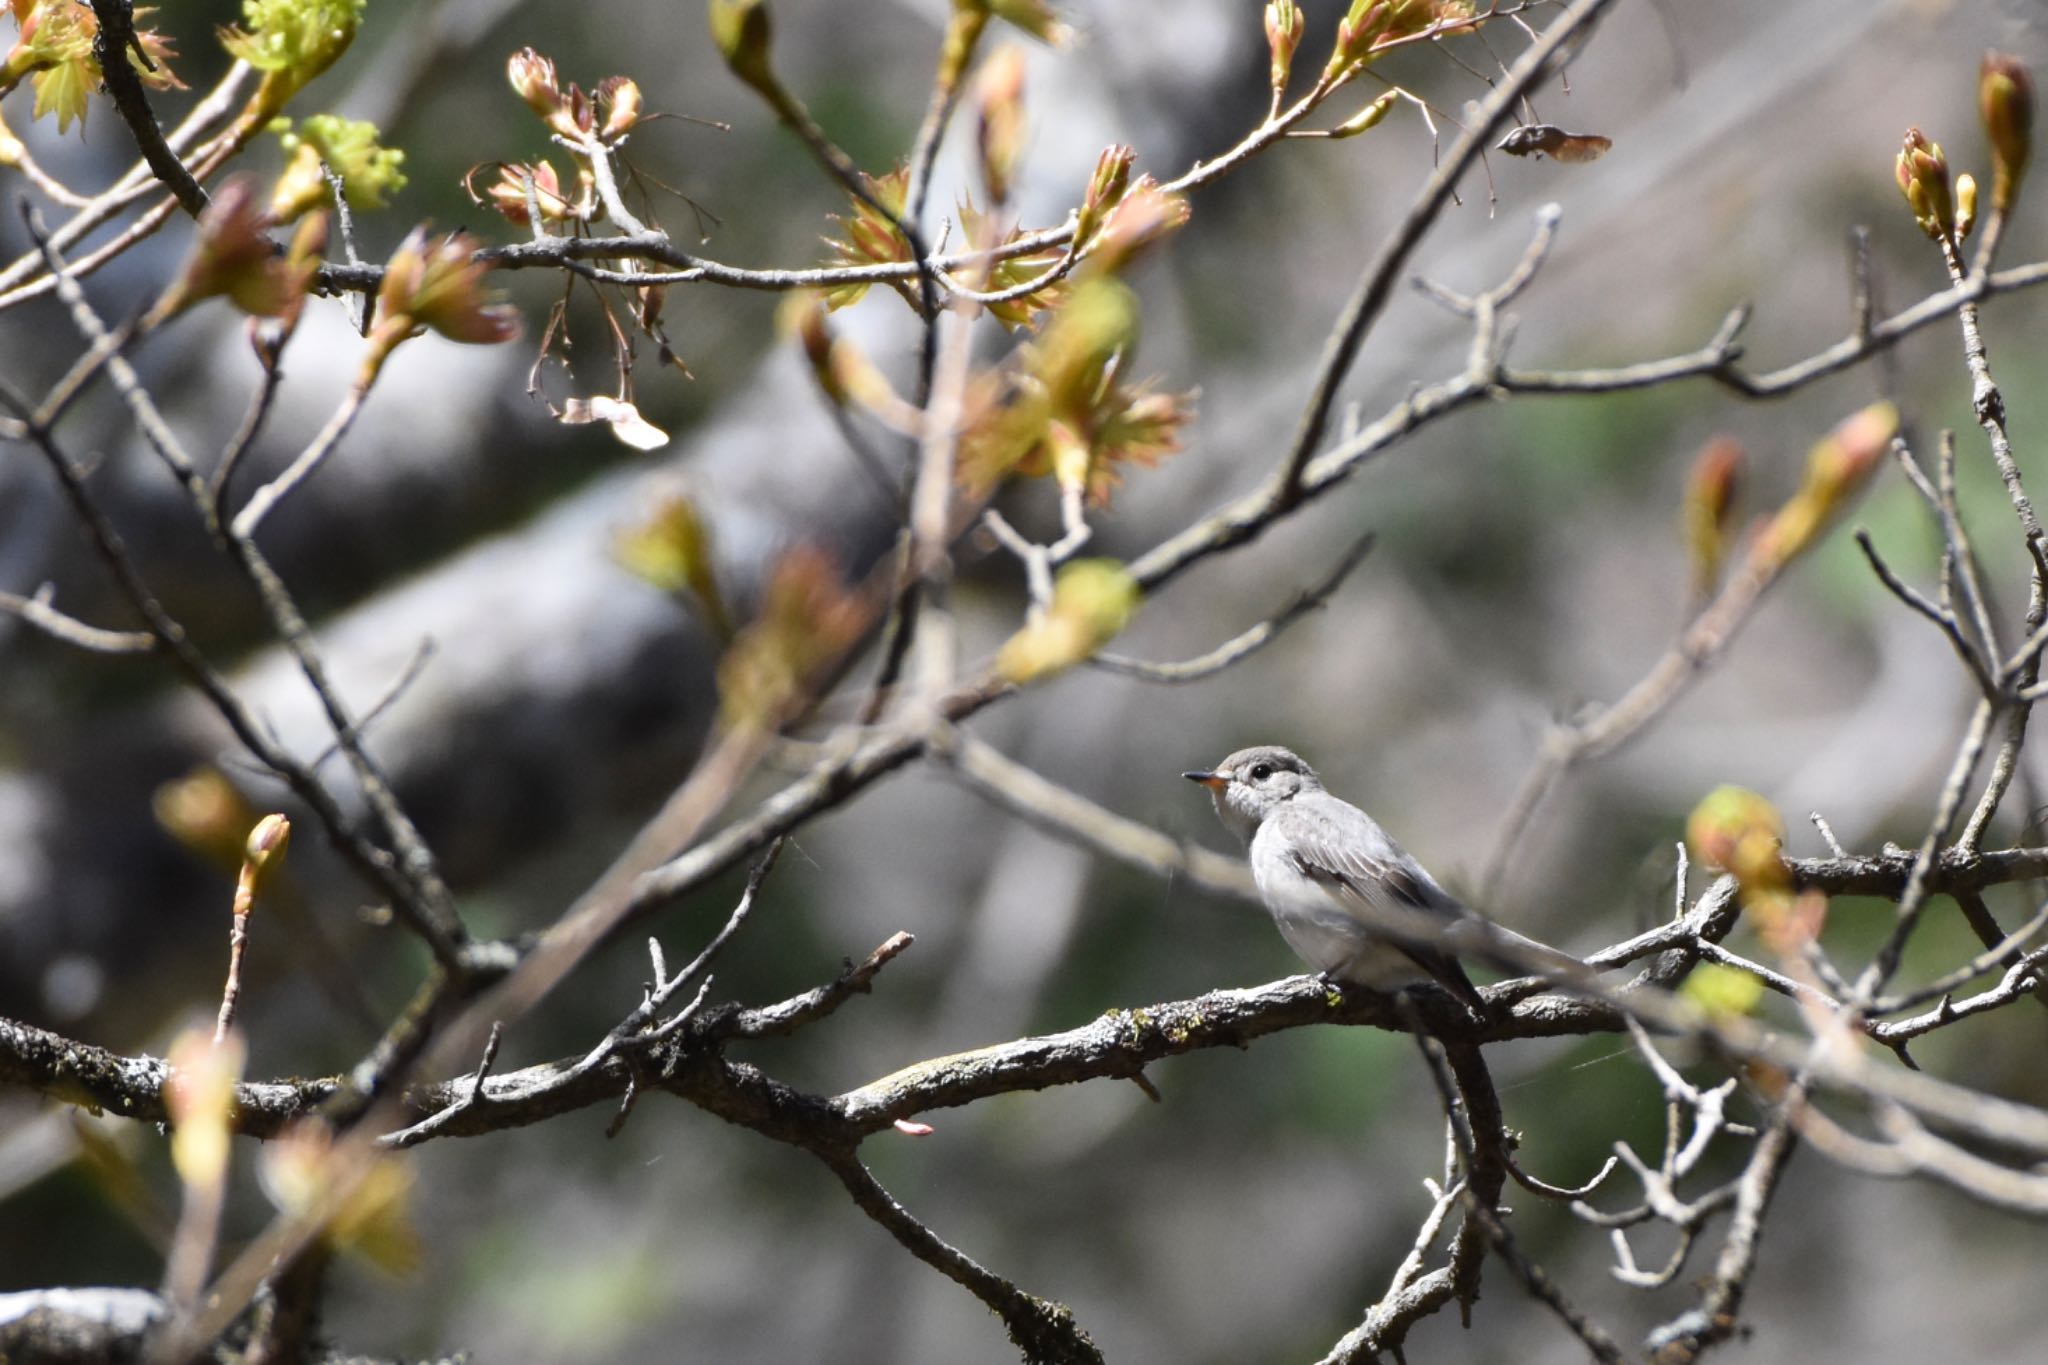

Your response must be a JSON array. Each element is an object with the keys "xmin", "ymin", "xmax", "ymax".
[{"xmin": 3, "ymin": 0, "xmax": 2047, "ymax": 1360}]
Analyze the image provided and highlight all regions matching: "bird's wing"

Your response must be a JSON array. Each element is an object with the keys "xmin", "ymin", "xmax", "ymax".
[{"xmin": 1283, "ymin": 801, "xmax": 1485, "ymax": 1012}]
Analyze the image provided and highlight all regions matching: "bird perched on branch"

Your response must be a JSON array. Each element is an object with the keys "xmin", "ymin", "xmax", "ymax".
[{"xmin": 1184, "ymin": 744, "xmax": 1494, "ymax": 1014}]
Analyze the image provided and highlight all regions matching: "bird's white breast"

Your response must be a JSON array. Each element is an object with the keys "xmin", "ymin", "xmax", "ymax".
[{"xmin": 1248, "ymin": 822, "xmax": 1426, "ymax": 986}]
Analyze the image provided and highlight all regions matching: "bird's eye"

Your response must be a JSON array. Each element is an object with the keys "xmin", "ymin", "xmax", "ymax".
[{"xmin": 1249, "ymin": 763, "xmax": 1273, "ymax": 781}]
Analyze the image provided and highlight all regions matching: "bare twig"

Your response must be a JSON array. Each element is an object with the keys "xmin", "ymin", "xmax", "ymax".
[
  {"xmin": 0, "ymin": 382, "xmax": 460, "ymax": 968},
  {"xmin": 302, "ymin": 640, "xmax": 438, "ymax": 774},
  {"xmin": 822, "ymin": 1149, "xmax": 1102, "ymax": 1364},
  {"xmin": 724, "ymin": 931, "xmax": 916, "ymax": 1040},
  {"xmin": 1809, "ymin": 812, "xmax": 1847, "ymax": 860},
  {"xmin": 1482, "ymin": 542, "xmax": 1806, "ymax": 902},
  {"xmin": 1870, "ymin": 948, "xmax": 2048, "ymax": 1045},
  {"xmin": 1267, "ymin": 0, "xmax": 1617, "ymax": 507},
  {"xmin": 207, "ymin": 353, "xmax": 289, "ymax": 517},
  {"xmin": 1869, "ymin": 899, "xmax": 2048, "ymax": 1015},
  {"xmin": 1092, "ymin": 532, "xmax": 1374, "ymax": 683},
  {"xmin": 379, "ymin": 1023, "xmax": 505, "ymax": 1150},
  {"xmin": 28, "ymin": 218, "xmax": 467, "ymax": 957},
  {"xmin": 1693, "ymin": 941, "xmax": 1839, "ymax": 1011},
  {"xmin": 230, "ymin": 386, "xmax": 372, "ymax": 539},
  {"xmin": 1317, "ymin": 1178, "xmax": 1464, "ymax": 1364},
  {"xmin": 1465, "ymin": 1195, "xmax": 1628, "ymax": 1363},
  {"xmin": 0, "ymin": 585, "xmax": 155, "ymax": 654},
  {"xmin": 87, "ymin": 0, "xmax": 209, "ymax": 218},
  {"xmin": 1853, "ymin": 529, "xmax": 1994, "ymax": 696},
  {"xmin": 1857, "ymin": 698, "xmax": 1998, "ymax": 997},
  {"xmin": 1647, "ymin": 1096, "xmax": 1800, "ymax": 1362},
  {"xmin": 1507, "ymin": 1151, "xmax": 1622, "ymax": 1201}
]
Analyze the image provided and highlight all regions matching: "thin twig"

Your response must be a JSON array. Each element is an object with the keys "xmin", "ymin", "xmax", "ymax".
[
  {"xmin": 88, "ymin": 0, "xmax": 209, "ymax": 217},
  {"xmin": 207, "ymin": 354, "xmax": 289, "ymax": 518},
  {"xmin": 821, "ymin": 1149, "xmax": 1102, "ymax": 1364},
  {"xmin": 1092, "ymin": 532, "xmax": 1374, "ymax": 683},
  {"xmin": 1858, "ymin": 698, "xmax": 1998, "ymax": 997},
  {"xmin": 230, "ymin": 386, "xmax": 372, "ymax": 539},
  {"xmin": 1266, "ymin": 0, "xmax": 1617, "ymax": 507},
  {"xmin": 1869, "ymin": 899, "xmax": 2048, "ymax": 1015},
  {"xmin": 1482, "ymin": 544, "xmax": 1786, "ymax": 902},
  {"xmin": 305, "ymin": 639, "xmax": 438, "ymax": 773},
  {"xmin": 0, "ymin": 585, "xmax": 156, "ymax": 654},
  {"xmin": 0, "ymin": 380, "xmax": 459, "ymax": 968},
  {"xmin": 1853, "ymin": 528, "xmax": 1994, "ymax": 695},
  {"xmin": 1465, "ymin": 1195, "xmax": 1628, "ymax": 1363},
  {"xmin": 28, "ymin": 217, "xmax": 466, "ymax": 951}
]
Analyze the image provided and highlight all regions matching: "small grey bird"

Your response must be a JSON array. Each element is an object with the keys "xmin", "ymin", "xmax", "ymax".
[{"xmin": 1185, "ymin": 745, "xmax": 1486, "ymax": 1013}]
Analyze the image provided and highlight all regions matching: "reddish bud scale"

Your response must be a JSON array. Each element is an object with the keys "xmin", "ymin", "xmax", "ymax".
[
  {"xmin": 1808, "ymin": 401, "xmax": 1896, "ymax": 498},
  {"xmin": 716, "ymin": 547, "xmax": 869, "ymax": 732},
  {"xmin": 598, "ymin": 76, "xmax": 643, "ymax": 140},
  {"xmin": 1753, "ymin": 401, "xmax": 1897, "ymax": 570},
  {"xmin": 473, "ymin": 160, "xmax": 573, "ymax": 226},
  {"xmin": 1687, "ymin": 438, "xmax": 1744, "ymax": 523},
  {"xmin": 558, "ymin": 83, "xmax": 595, "ymax": 137},
  {"xmin": 507, "ymin": 47, "xmax": 561, "ymax": 120},
  {"xmin": 1265, "ymin": 0, "xmax": 1303, "ymax": 93},
  {"xmin": 975, "ymin": 46, "xmax": 1028, "ymax": 205},
  {"xmin": 159, "ymin": 176, "xmax": 311, "ymax": 323},
  {"xmin": 1683, "ymin": 436, "xmax": 1744, "ymax": 595},
  {"xmin": 1685, "ymin": 785, "xmax": 1788, "ymax": 901},
  {"xmin": 1755, "ymin": 889, "xmax": 1828, "ymax": 959},
  {"xmin": 1980, "ymin": 52, "xmax": 2034, "ymax": 212},
  {"xmin": 365, "ymin": 228, "xmax": 520, "ymax": 386},
  {"xmin": 1895, "ymin": 127, "xmax": 1955, "ymax": 239},
  {"xmin": 1075, "ymin": 144, "xmax": 1135, "ymax": 246},
  {"xmin": 1085, "ymin": 180, "xmax": 1189, "ymax": 273}
]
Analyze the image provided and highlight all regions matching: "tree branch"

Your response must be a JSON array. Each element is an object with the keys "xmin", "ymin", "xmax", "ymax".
[{"xmin": 87, "ymin": 0, "xmax": 210, "ymax": 218}]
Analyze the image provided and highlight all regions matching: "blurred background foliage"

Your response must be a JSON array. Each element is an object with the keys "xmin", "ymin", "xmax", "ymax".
[{"xmin": 4, "ymin": 0, "xmax": 2048, "ymax": 1360}]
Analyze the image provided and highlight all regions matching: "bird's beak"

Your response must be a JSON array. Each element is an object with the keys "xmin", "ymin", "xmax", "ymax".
[{"xmin": 1183, "ymin": 770, "xmax": 1227, "ymax": 791}]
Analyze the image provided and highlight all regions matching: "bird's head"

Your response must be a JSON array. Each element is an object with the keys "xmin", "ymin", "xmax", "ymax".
[{"xmin": 1183, "ymin": 745, "xmax": 1323, "ymax": 842}]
